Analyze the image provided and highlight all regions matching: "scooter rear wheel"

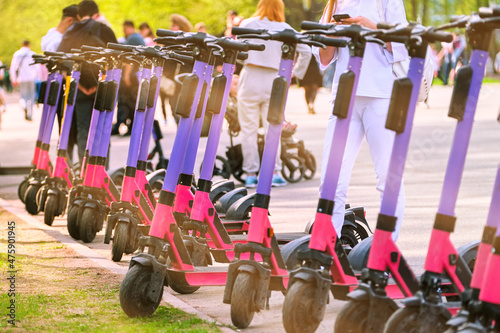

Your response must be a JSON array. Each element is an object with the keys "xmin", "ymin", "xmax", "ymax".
[
  {"xmin": 383, "ymin": 306, "xmax": 448, "ymax": 333},
  {"xmin": 44, "ymin": 194, "xmax": 58, "ymax": 226},
  {"xmin": 282, "ymin": 280, "xmax": 323, "ymax": 333},
  {"xmin": 67, "ymin": 205, "xmax": 80, "ymax": 240},
  {"xmin": 79, "ymin": 207, "xmax": 97, "ymax": 243},
  {"xmin": 334, "ymin": 299, "xmax": 369, "ymax": 333},
  {"xmin": 302, "ymin": 150, "xmax": 316, "ymax": 180},
  {"xmin": 120, "ymin": 264, "xmax": 163, "ymax": 317},
  {"xmin": 25, "ymin": 185, "xmax": 41, "ymax": 215},
  {"xmin": 111, "ymin": 222, "xmax": 128, "ymax": 262},
  {"xmin": 18, "ymin": 178, "xmax": 29, "ymax": 203},
  {"xmin": 231, "ymin": 271, "xmax": 257, "ymax": 329}
]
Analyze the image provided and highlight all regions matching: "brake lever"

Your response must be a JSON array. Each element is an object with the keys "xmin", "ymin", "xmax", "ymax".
[
  {"xmin": 365, "ymin": 36, "xmax": 386, "ymax": 46},
  {"xmin": 303, "ymin": 39, "xmax": 327, "ymax": 49}
]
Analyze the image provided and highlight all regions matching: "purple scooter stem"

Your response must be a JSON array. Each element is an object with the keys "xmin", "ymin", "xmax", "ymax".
[
  {"xmin": 255, "ymin": 57, "xmax": 294, "ymax": 196},
  {"xmin": 379, "ymin": 56, "xmax": 423, "ymax": 217},
  {"xmin": 125, "ymin": 67, "xmax": 152, "ymax": 168},
  {"xmin": 180, "ymin": 64, "xmax": 214, "ymax": 176},
  {"xmin": 57, "ymin": 71, "xmax": 81, "ymax": 151},
  {"xmin": 199, "ymin": 62, "xmax": 235, "ymax": 180},
  {"xmin": 36, "ymin": 73, "xmax": 55, "ymax": 143},
  {"xmin": 437, "ymin": 50, "xmax": 489, "ymax": 216},
  {"xmin": 98, "ymin": 68, "xmax": 122, "ymax": 158},
  {"xmin": 137, "ymin": 64, "xmax": 163, "ymax": 163},
  {"xmin": 159, "ymin": 60, "xmax": 208, "ymax": 194}
]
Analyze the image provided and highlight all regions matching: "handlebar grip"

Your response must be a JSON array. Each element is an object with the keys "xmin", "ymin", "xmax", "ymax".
[
  {"xmin": 378, "ymin": 34, "xmax": 408, "ymax": 44},
  {"xmin": 107, "ymin": 42, "xmax": 134, "ymax": 52},
  {"xmin": 313, "ymin": 35, "xmax": 348, "ymax": 48},
  {"xmin": 377, "ymin": 22, "xmax": 397, "ymax": 30},
  {"xmin": 248, "ymin": 43, "xmax": 265, "ymax": 51},
  {"xmin": 71, "ymin": 48, "xmax": 82, "ymax": 53},
  {"xmin": 170, "ymin": 52, "xmax": 193, "ymax": 64},
  {"xmin": 81, "ymin": 45, "xmax": 103, "ymax": 52},
  {"xmin": 426, "ymin": 30, "xmax": 453, "ymax": 43},
  {"xmin": 156, "ymin": 29, "xmax": 183, "ymax": 37},
  {"xmin": 44, "ymin": 51, "xmax": 64, "ymax": 57},
  {"xmin": 32, "ymin": 54, "xmax": 46, "ymax": 58},
  {"xmin": 479, "ymin": 6, "xmax": 500, "ymax": 18},
  {"xmin": 231, "ymin": 27, "xmax": 266, "ymax": 36},
  {"xmin": 300, "ymin": 21, "xmax": 332, "ymax": 31}
]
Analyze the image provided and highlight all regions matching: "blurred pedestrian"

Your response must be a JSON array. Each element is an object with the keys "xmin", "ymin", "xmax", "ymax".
[
  {"xmin": 237, "ymin": 0, "xmax": 311, "ymax": 188},
  {"xmin": 10, "ymin": 40, "xmax": 41, "ymax": 121},
  {"xmin": 41, "ymin": 5, "xmax": 78, "ymax": 52},
  {"xmin": 139, "ymin": 22, "xmax": 156, "ymax": 46},
  {"xmin": 112, "ymin": 20, "xmax": 145, "ymax": 136},
  {"xmin": 299, "ymin": 56, "xmax": 323, "ymax": 114},
  {"xmin": 195, "ymin": 22, "xmax": 207, "ymax": 33},
  {"xmin": 57, "ymin": 0, "xmax": 117, "ymax": 163}
]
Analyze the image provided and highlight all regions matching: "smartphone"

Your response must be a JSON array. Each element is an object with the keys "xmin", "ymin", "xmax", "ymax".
[{"xmin": 333, "ymin": 14, "xmax": 350, "ymax": 22}]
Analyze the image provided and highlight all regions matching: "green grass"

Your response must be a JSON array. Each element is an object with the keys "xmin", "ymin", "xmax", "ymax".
[
  {"xmin": 432, "ymin": 76, "xmax": 500, "ymax": 86},
  {"xmin": 0, "ymin": 284, "xmax": 220, "ymax": 332}
]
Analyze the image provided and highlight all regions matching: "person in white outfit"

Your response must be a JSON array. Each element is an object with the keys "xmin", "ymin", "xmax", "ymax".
[
  {"xmin": 10, "ymin": 40, "xmax": 42, "ymax": 121},
  {"xmin": 237, "ymin": 0, "xmax": 312, "ymax": 188},
  {"xmin": 41, "ymin": 5, "xmax": 78, "ymax": 53},
  {"xmin": 314, "ymin": 0, "xmax": 408, "ymax": 241}
]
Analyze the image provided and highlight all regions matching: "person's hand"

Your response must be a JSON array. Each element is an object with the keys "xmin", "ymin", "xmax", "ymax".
[
  {"xmin": 339, "ymin": 16, "xmax": 377, "ymax": 29},
  {"xmin": 78, "ymin": 85, "xmax": 97, "ymax": 95}
]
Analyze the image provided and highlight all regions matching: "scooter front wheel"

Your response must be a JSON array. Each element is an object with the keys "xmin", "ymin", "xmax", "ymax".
[
  {"xmin": 18, "ymin": 178, "xmax": 29, "ymax": 203},
  {"xmin": 334, "ymin": 299, "xmax": 368, "ymax": 333},
  {"xmin": 231, "ymin": 271, "xmax": 257, "ymax": 329},
  {"xmin": 44, "ymin": 194, "xmax": 58, "ymax": 226},
  {"xmin": 120, "ymin": 264, "xmax": 163, "ymax": 317},
  {"xmin": 79, "ymin": 207, "xmax": 97, "ymax": 243},
  {"xmin": 111, "ymin": 222, "xmax": 128, "ymax": 262},
  {"xmin": 25, "ymin": 185, "xmax": 41, "ymax": 215},
  {"xmin": 282, "ymin": 280, "xmax": 323, "ymax": 333},
  {"xmin": 67, "ymin": 205, "xmax": 80, "ymax": 240},
  {"xmin": 384, "ymin": 305, "xmax": 448, "ymax": 333}
]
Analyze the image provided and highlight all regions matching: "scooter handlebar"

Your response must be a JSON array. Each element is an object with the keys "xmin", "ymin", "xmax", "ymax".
[
  {"xmin": 377, "ymin": 22, "xmax": 398, "ymax": 30},
  {"xmin": 301, "ymin": 21, "xmax": 332, "ymax": 31},
  {"xmin": 44, "ymin": 51, "xmax": 65, "ymax": 57},
  {"xmin": 425, "ymin": 30, "xmax": 453, "ymax": 43},
  {"xmin": 231, "ymin": 27, "xmax": 266, "ymax": 36},
  {"xmin": 107, "ymin": 42, "xmax": 135, "ymax": 52},
  {"xmin": 479, "ymin": 6, "xmax": 500, "ymax": 18},
  {"xmin": 312, "ymin": 35, "xmax": 348, "ymax": 48},
  {"xmin": 156, "ymin": 29, "xmax": 183, "ymax": 37},
  {"xmin": 81, "ymin": 45, "xmax": 104, "ymax": 52}
]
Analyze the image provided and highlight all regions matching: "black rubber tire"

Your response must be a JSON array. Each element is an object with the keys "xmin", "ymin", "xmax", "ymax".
[
  {"xmin": 18, "ymin": 178, "xmax": 29, "ymax": 203},
  {"xmin": 282, "ymin": 280, "xmax": 323, "ymax": 333},
  {"xmin": 457, "ymin": 240, "xmax": 479, "ymax": 272},
  {"xmin": 67, "ymin": 205, "xmax": 80, "ymax": 240},
  {"xmin": 334, "ymin": 299, "xmax": 369, "ymax": 333},
  {"xmin": 302, "ymin": 150, "xmax": 316, "ymax": 180},
  {"xmin": 25, "ymin": 185, "xmax": 40, "ymax": 215},
  {"xmin": 125, "ymin": 228, "xmax": 141, "ymax": 254},
  {"xmin": 44, "ymin": 194, "xmax": 58, "ymax": 226},
  {"xmin": 231, "ymin": 271, "xmax": 257, "ymax": 329},
  {"xmin": 79, "ymin": 208, "xmax": 97, "ymax": 243},
  {"xmin": 111, "ymin": 222, "xmax": 128, "ymax": 262},
  {"xmin": 341, "ymin": 225, "xmax": 365, "ymax": 249},
  {"xmin": 281, "ymin": 154, "xmax": 305, "ymax": 183},
  {"xmin": 120, "ymin": 264, "xmax": 163, "ymax": 317},
  {"xmin": 384, "ymin": 306, "xmax": 448, "ymax": 333}
]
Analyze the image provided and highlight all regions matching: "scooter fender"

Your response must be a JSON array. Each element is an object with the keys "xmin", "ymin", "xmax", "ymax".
[
  {"xmin": 224, "ymin": 193, "xmax": 257, "ymax": 221},
  {"xmin": 223, "ymin": 260, "xmax": 271, "ymax": 312},
  {"xmin": 209, "ymin": 179, "xmax": 235, "ymax": 204},
  {"xmin": 347, "ymin": 282, "xmax": 399, "ymax": 332},
  {"xmin": 129, "ymin": 253, "xmax": 167, "ymax": 303},
  {"xmin": 289, "ymin": 267, "xmax": 331, "ymax": 321},
  {"xmin": 214, "ymin": 187, "xmax": 247, "ymax": 214}
]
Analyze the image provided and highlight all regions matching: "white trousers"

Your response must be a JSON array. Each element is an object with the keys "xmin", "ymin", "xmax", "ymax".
[
  {"xmin": 237, "ymin": 66, "xmax": 282, "ymax": 173},
  {"xmin": 320, "ymin": 96, "xmax": 405, "ymax": 241}
]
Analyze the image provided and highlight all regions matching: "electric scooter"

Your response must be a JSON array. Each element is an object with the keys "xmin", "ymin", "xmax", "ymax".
[
  {"xmin": 23, "ymin": 57, "xmax": 65, "ymax": 215},
  {"xmin": 280, "ymin": 21, "xmax": 402, "ymax": 333},
  {"xmin": 105, "ymin": 43, "xmax": 192, "ymax": 262},
  {"xmin": 67, "ymin": 47, "xmax": 126, "ymax": 242},
  {"xmin": 36, "ymin": 52, "xmax": 92, "ymax": 226},
  {"xmin": 383, "ymin": 11, "xmax": 500, "ymax": 333},
  {"xmin": 222, "ymin": 27, "xmax": 347, "ymax": 329},
  {"xmin": 334, "ymin": 23, "xmax": 466, "ymax": 333}
]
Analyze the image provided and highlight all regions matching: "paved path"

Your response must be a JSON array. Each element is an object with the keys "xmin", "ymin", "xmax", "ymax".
[{"xmin": 1, "ymin": 84, "xmax": 499, "ymax": 332}]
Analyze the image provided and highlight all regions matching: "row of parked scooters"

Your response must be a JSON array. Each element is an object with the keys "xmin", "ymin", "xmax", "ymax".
[{"xmin": 17, "ymin": 6, "xmax": 500, "ymax": 333}]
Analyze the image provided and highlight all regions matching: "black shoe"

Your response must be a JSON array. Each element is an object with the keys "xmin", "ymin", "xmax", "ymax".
[{"xmin": 111, "ymin": 126, "xmax": 119, "ymax": 135}]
